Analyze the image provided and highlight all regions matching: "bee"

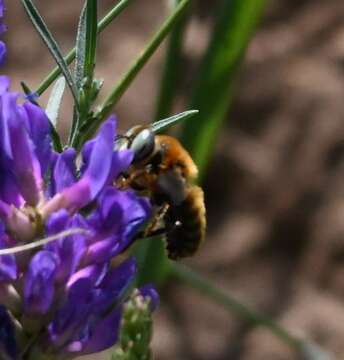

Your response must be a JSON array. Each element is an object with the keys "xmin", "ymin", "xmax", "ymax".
[{"xmin": 115, "ymin": 126, "xmax": 206, "ymax": 260}]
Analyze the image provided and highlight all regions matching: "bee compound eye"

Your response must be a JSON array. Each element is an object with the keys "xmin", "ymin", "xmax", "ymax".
[
  {"xmin": 114, "ymin": 135, "xmax": 130, "ymax": 151},
  {"xmin": 130, "ymin": 128, "xmax": 155, "ymax": 163}
]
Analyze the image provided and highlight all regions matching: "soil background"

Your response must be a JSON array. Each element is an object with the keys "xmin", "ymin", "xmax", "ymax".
[{"xmin": 4, "ymin": 0, "xmax": 344, "ymax": 359}]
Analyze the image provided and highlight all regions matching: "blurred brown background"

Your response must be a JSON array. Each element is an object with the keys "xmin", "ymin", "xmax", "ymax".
[{"xmin": 5, "ymin": 0, "xmax": 344, "ymax": 359}]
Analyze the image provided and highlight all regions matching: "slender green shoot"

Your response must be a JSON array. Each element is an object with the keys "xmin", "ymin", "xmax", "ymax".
[
  {"xmin": 82, "ymin": 0, "xmax": 98, "ymax": 85},
  {"xmin": 171, "ymin": 264, "xmax": 302, "ymax": 350},
  {"xmin": 151, "ymin": 110, "xmax": 198, "ymax": 133},
  {"xmin": 71, "ymin": 0, "xmax": 98, "ymax": 144},
  {"xmin": 154, "ymin": 0, "xmax": 190, "ymax": 121},
  {"xmin": 171, "ymin": 264, "xmax": 336, "ymax": 359},
  {"xmin": 20, "ymin": 0, "xmax": 79, "ymax": 109},
  {"xmin": 95, "ymin": 0, "xmax": 191, "ymax": 124},
  {"xmin": 179, "ymin": 0, "xmax": 267, "ymax": 180},
  {"xmin": 35, "ymin": 0, "xmax": 134, "ymax": 96}
]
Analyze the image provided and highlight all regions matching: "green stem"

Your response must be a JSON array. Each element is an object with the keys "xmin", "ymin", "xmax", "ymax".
[
  {"xmin": 96, "ymin": 0, "xmax": 191, "ymax": 124},
  {"xmin": 35, "ymin": 0, "xmax": 134, "ymax": 96},
  {"xmin": 134, "ymin": 237, "xmax": 171, "ymax": 287},
  {"xmin": 154, "ymin": 0, "xmax": 190, "ymax": 121},
  {"xmin": 171, "ymin": 263, "xmax": 303, "ymax": 350}
]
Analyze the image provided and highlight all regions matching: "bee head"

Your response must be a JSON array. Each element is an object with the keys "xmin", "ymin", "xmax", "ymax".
[{"xmin": 125, "ymin": 126, "xmax": 156, "ymax": 164}]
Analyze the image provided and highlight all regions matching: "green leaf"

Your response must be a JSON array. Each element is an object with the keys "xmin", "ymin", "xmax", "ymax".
[
  {"xmin": 112, "ymin": 111, "xmax": 198, "ymax": 151},
  {"xmin": 179, "ymin": 0, "xmax": 267, "ymax": 180},
  {"xmin": 151, "ymin": 110, "xmax": 198, "ymax": 133},
  {"xmin": 35, "ymin": 0, "xmax": 134, "ymax": 97},
  {"xmin": 71, "ymin": 0, "xmax": 98, "ymax": 145},
  {"xmin": 84, "ymin": 0, "xmax": 98, "ymax": 81},
  {"xmin": 20, "ymin": 0, "xmax": 79, "ymax": 109},
  {"xmin": 74, "ymin": 0, "xmax": 98, "ymax": 91},
  {"xmin": 46, "ymin": 77, "xmax": 66, "ymax": 127},
  {"xmin": 74, "ymin": 3, "xmax": 87, "ymax": 92}
]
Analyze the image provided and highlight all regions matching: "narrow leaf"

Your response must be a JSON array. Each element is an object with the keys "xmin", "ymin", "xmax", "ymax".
[
  {"xmin": 113, "ymin": 111, "xmax": 198, "ymax": 155},
  {"xmin": 96, "ymin": 0, "xmax": 191, "ymax": 124},
  {"xmin": 20, "ymin": 0, "xmax": 79, "ymax": 108},
  {"xmin": 74, "ymin": 3, "xmax": 87, "ymax": 92},
  {"xmin": 84, "ymin": 0, "xmax": 98, "ymax": 80},
  {"xmin": 75, "ymin": 0, "xmax": 98, "ymax": 91},
  {"xmin": 151, "ymin": 110, "xmax": 199, "ymax": 133},
  {"xmin": 154, "ymin": 0, "xmax": 190, "ymax": 120},
  {"xmin": 46, "ymin": 77, "xmax": 66, "ymax": 127},
  {"xmin": 71, "ymin": 0, "xmax": 98, "ymax": 144}
]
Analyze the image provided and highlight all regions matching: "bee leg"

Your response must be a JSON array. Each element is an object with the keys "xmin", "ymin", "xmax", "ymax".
[
  {"xmin": 142, "ymin": 227, "xmax": 167, "ymax": 238},
  {"xmin": 116, "ymin": 168, "xmax": 151, "ymax": 189},
  {"xmin": 144, "ymin": 204, "xmax": 170, "ymax": 237}
]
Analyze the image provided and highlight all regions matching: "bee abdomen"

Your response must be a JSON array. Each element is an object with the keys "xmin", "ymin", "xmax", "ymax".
[{"xmin": 165, "ymin": 186, "xmax": 206, "ymax": 260}]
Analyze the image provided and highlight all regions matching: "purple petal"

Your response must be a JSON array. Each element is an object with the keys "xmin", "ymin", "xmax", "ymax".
[
  {"xmin": 0, "ymin": 42, "xmax": 6, "ymax": 66},
  {"xmin": 81, "ymin": 118, "xmax": 115, "ymax": 199},
  {"xmin": 94, "ymin": 258, "xmax": 137, "ymax": 312},
  {"xmin": 45, "ymin": 209, "xmax": 70, "ymax": 239},
  {"xmin": 139, "ymin": 284, "xmax": 160, "ymax": 311},
  {"xmin": 45, "ymin": 211, "xmax": 88, "ymax": 282},
  {"xmin": 52, "ymin": 119, "xmax": 116, "ymax": 213},
  {"xmin": 84, "ymin": 237, "xmax": 118, "ymax": 265},
  {"xmin": 79, "ymin": 115, "xmax": 117, "ymax": 176},
  {"xmin": 80, "ymin": 116, "xmax": 133, "ymax": 184},
  {"xmin": 0, "ymin": 163, "xmax": 22, "ymax": 207},
  {"xmin": 0, "ymin": 76, "xmax": 9, "ymax": 94},
  {"xmin": 24, "ymin": 251, "xmax": 58, "ymax": 314},
  {"xmin": 70, "ymin": 307, "xmax": 122, "ymax": 355},
  {"xmin": 51, "ymin": 149, "xmax": 77, "ymax": 195},
  {"xmin": 108, "ymin": 148, "xmax": 134, "ymax": 183},
  {"xmin": 119, "ymin": 190, "xmax": 152, "ymax": 241},
  {"xmin": 67, "ymin": 264, "xmax": 107, "ymax": 290},
  {"xmin": 22, "ymin": 102, "xmax": 52, "ymax": 176},
  {"xmin": 48, "ymin": 278, "xmax": 94, "ymax": 349},
  {"xmin": 1, "ymin": 93, "xmax": 42, "ymax": 205},
  {"xmin": 79, "ymin": 138, "xmax": 95, "ymax": 175},
  {"xmin": 84, "ymin": 188, "xmax": 151, "ymax": 263}
]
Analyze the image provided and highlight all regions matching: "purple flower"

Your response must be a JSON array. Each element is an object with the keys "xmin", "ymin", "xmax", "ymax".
[
  {"xmin": 0, "ymin": 0, "xmax": 6, "ymax": 65},
  {"xmin": 0, "ymin": 78, "xmax": 158, "ymax": 359}
]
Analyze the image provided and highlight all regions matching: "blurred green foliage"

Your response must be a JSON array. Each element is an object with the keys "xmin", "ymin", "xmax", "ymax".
[
  {"xmin": 137, "ymin": 0, "xmax": 267, "ymax": 286},
  {"xmin": 180, "ymin": 0, "xmax": 267, "ymax": 179}
]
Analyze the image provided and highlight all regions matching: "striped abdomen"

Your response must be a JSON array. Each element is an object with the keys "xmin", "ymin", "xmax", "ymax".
[{"xmin": 165, "ymin": 186, "xmax": 206, "ymax": 260}]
